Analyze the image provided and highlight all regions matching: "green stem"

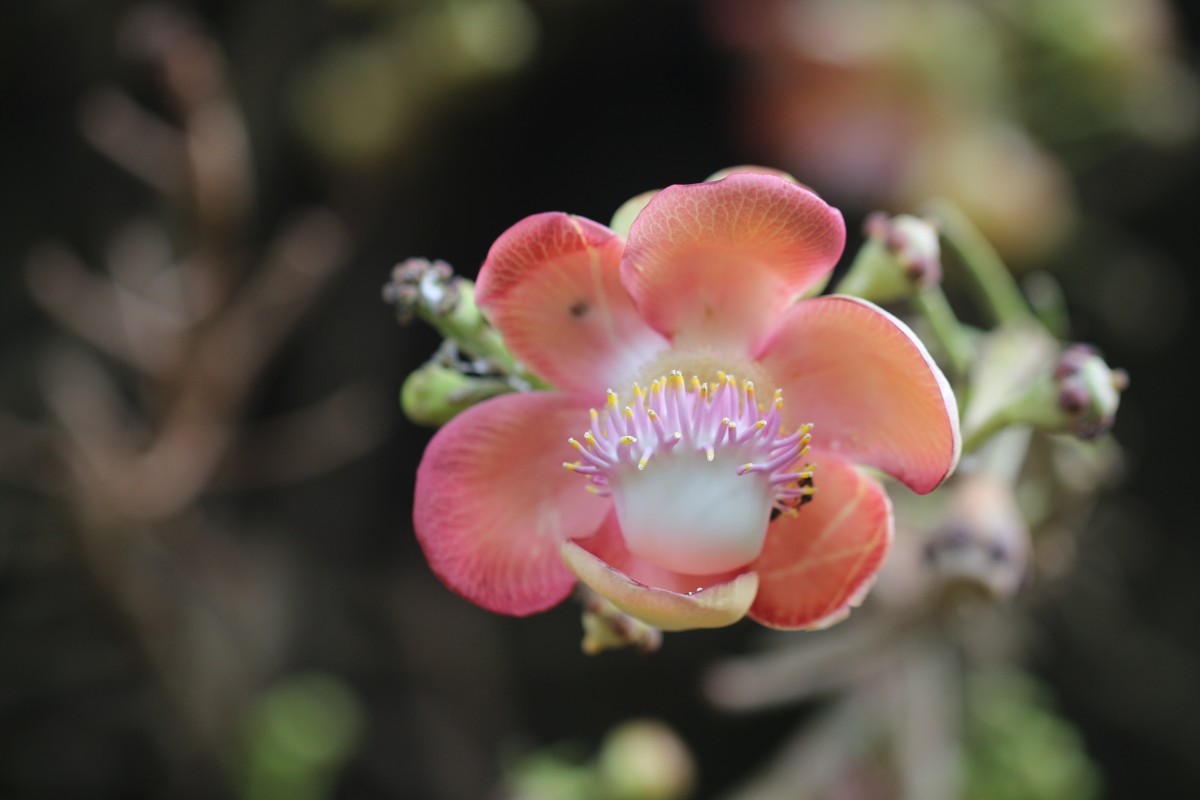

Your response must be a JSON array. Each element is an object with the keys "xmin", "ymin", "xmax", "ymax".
[
  {"xmin": 961, "ymin": 408, "xmax": 1014, "ymax": 455},
  {"xmin": 417, "ymin": 279, "xmax": 548, "ymax": 389},
  {"xmin": 910, "ymin": 286, "xmax": 972, "ymax": 380},
  {"xmin": 928, "ymin": 201, "xmax": 1032, "ymax": 326}
]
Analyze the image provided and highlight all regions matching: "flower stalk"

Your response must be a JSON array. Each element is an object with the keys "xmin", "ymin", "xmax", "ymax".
[
  {"xmin": 927, "ymin": 200, "xmax": 1033, "ymax": 326},
  {"xmin": 910, "ymin": 286, "xmax": 973, "ymax": 380}
]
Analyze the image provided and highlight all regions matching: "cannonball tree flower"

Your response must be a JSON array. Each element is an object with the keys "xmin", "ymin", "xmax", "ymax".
[{"xmin": 413, "ymin": 171, "xmax": 960, "ymax": 632}]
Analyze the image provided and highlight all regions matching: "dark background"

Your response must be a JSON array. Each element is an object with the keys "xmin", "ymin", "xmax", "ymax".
[{"xmin": 2, "ymin": 1, "xmax": 1198, "ymax": 798}]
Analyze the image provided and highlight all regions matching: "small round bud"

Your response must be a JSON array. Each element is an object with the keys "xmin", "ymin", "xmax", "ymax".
[
  {"xmin": 596, "ymin": 720, "xmax": 696, "ymax": 800},
  {"xmin": 1051, "ymin": 345, "xmax": 1127, "ymax": 440},
  {"xmin": 836, "ymin": 213, "xmax": 943, "ymax": 302},
  {"xmin": 401, "ymin": 360, "xmax": 509, "ymax": 426}
]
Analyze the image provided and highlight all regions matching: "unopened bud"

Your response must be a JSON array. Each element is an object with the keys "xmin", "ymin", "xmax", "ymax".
[
  {"xmin": 597, "ymin": 720, "xmax": 696, "ymax": 800},
  {"xmin": 1034, "ymin": 345, "xmax": 1127, "ymax": 439},
  {"xmin": 401, "ymin": 360, "xmax": 511, "ymax": 426},
  {"xmin": 835, "ymin": 213, "xmax": 942, "ymax": 302}
]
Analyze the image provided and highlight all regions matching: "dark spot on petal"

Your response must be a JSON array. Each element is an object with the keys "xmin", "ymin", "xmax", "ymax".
[{"xmin": 569, "ymin": 300, "xmax": 589, "ymax": 318}]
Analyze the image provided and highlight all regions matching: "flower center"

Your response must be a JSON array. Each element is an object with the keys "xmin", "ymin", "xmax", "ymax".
[{"xmin": 565, "ymin": 371, "xmax": 815, "ymax": 576}]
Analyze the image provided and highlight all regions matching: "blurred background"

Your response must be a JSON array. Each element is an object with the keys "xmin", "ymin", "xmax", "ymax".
[{"xmin": 2, "ymin": 1, "xmax": 1199, "ymax": 798}]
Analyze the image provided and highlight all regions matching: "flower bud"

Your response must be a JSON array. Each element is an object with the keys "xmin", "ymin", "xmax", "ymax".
[
  {"xmin": 596, "ymin": 720, "xmax": 696, "ymax": 800},
  {"xmin": 835, "ymin": 212, "xmax": 943, "ymax": 303},
  {"xmin": 401, "ymin": 359, "xmax": 510, "ymax": 426},
  {"xmin": 999, "ymin": 343, "xmax": 1127, "ymax": 440},
  {"xmin": 1052, "ymin": 345, "xmax": 1128, "ymax": 439}
]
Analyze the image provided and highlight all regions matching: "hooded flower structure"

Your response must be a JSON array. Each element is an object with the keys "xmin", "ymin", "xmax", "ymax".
[{"xmin": 413, "ymin": 171, "xmax": 961, "ymax": 632}]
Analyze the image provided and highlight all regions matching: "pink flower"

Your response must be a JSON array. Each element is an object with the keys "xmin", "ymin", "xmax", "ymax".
[{"xmin": 413, "ymin": 171, "xmax": 960, "ymax": 632}]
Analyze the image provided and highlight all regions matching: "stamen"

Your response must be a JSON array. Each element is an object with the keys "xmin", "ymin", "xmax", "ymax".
[{"xmin": 563, "ymin": 371, "xmax": 818, "ymax": 575}]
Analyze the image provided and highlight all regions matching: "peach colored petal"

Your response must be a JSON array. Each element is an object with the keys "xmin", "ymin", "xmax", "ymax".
[
  {"xmin": 561, "ymin": 540, "xmax": 759, "ymax": 632},
  {"xmin": 476, "ymin": 212, "xmax": 668, "ymax": 394},
  {"xmin": 620, "ymin": 173, "xmax": 845, "ymax": 353},
  {"xmin": 756, "ymin": 295, "xmax": 960, "ymax": 494},
  {"xmin": 749, "ymin": 453, "xmax": 893, "ymax": 630},
  {"xmin": 413, "ymin": 392, "xmax": 610, "ymax": 616}
]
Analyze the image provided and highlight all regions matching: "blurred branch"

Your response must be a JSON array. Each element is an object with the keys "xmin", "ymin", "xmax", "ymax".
[
  {"xmin": 212, "ymin": 381, "xmax": 392, "ymax": 491},
  {"xmin": 1, "ymin": 5, "xmax": 379, "ymax": 784},
  {"xmin": 80, "ymin": 86, "xmax": 189, "ymax": 198},
  {"xmin": 26, "ymin": 244, "xmax": 185, "ymax": 377},
  {"xmin": 718, "ymin": 696, "xmax": 875, "ymax": 800}
]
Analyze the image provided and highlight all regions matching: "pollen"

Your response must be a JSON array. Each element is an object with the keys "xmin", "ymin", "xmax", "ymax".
[{"xmin": 563, "ymin": 370, "xmax": 816, "ymax": 575}]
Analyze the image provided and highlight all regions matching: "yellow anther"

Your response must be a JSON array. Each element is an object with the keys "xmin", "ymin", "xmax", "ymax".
[
  {"xmin": 584, "ymin": 483, "xmax": 602, "ymax": 495},
  {"xmin": 625, "ymin": 406, "xmax": 634, "ymax": 419},
  {"xmin": 638, "ymin": 453, "xmax": 651, "ymax": 471},
  {"xmin": 691, "ymin": 376, "xmax": 702, "ymax": 392},
  {"xmin": 569, "ymin": 438, "xmax": 584, "ymax": 451},
  {"xmin": 607, "ymin": 389, "xmax": 619, "ymax": 408},
  {"xmin": 619, "ymin": 435, "xmax": 638, "ymax": 446},
  {"xmin": 583, "ymin": 432, "xmax": 597, "ymax": 448},
  {"xmin": 754, "ymin": 419, "xmax": 767, "ymax": 430},
  {"xmin": 589, "ymin": 408, "xmax": 599, "ymax": 422},
  {"xmin": 717, "ymin": 370, "xmax": 727, "ymax": 383},
  {"xmin": 632, "ymin": 383, "xmax": 644, "ymax": 399},
  {"xmin": 705, "ymin": 445, "xmax": 715, "ymax": 462}
]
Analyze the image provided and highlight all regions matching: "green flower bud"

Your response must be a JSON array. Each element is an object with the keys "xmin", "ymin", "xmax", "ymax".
[
  {"xmin": 1014, "ymin": 344, "xmax": 1128, "ymax": 440},
  {"xmin": 401, "ymin": 360, "xmax": 510, "ymax": 426},
  {"xmin": 596, "ymin": 720, "xmax": 696, "ymax": 800},
  {"xmin": 835, "ymin": 212, "xmax": 943, "ymax": 303}
]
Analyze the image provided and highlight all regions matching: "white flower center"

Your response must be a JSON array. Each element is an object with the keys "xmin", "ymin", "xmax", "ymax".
[{"xmin": 566, "ymin": 371, "xmax": 815, "ymax": 576}]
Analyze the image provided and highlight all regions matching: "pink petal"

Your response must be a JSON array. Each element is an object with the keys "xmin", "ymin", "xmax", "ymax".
[
  {"xmin": 749, "ymin": 454, "xmax": 893, "ymax": 630},
  {"xmin": 413, "ymin": 391, "xmax": 610, "ymax": 616},
  {"xmin": 561, "ymin": 539, "xmax": 759, "ymax": 632},
  {"xmin": 756, "ymin": 295, "xmax": 961, "ymax": 494},
  {"xmin": 476, "ymin": 212, "xmax": 668, "ymax": 394},
  {"xmin": 620, "ymin": 173, "xmax": 845, "ymax": 352}
]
